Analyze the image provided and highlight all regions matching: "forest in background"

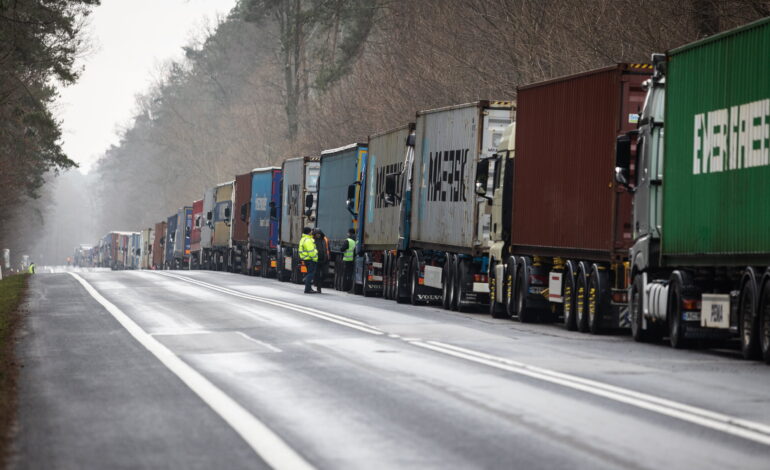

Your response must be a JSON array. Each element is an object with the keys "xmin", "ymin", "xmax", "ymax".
[{"xmin": 5, "ymin": 0, "xmax": 770, "ymax": 265}]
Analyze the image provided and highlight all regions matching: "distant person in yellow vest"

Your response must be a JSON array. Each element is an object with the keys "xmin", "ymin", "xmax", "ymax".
[
  {"xmin": 299, "ymin": 227, "xmax": 318, "ymax": 294},
  {"xmin": 343, "ymin": 228, "xmax": 356, "ymax": 291},
  {"xmin": 28, "ymin": 262, "xmax": 36, "ymax": 274}
]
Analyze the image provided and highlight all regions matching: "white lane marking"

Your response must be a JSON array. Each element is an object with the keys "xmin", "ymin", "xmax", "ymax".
[
  {"xmin": 152, "ymin": 271, "xmax": 384, "ymax": 336},
  {"xmin": 70, "ymin": 273, "xmax": 315, "ymax": 470},
  {"xmin": 410, "ymin": 340, "xmax": 770, "ymax": 447},
  {"xmin": 150, "ymin": 270, "xmax": 770, "ymax": 447},
  {"xmin": 236, "ymin": 332, "xmax": 283, "ymax": 352}
]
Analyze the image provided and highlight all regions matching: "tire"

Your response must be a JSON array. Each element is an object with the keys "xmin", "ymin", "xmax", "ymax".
[
  {"xmin": 516, "ymin": 259, "xmax": 537, "ymax": 323},
  {"xmin": 667, "ymin": 273, "xmax": 690, "ymax": 349},
  {"xmin": 396, "ymin": 256, "xmax": 409, "ymax": 304},
  {"xmin": 504, "ymin": 256, "xmax": 517, "ymax": 319},
  {"xmin": 260, "ymin": 252, "xmax": 269, "ymax": 278},
  {"xmin": 587, "ymin": 266, "xmax": 609, "ymax": 334},
  {"xmin": 630, "ymin": 274, "xmax": 656, "ymax": 342},
  {"xmin": 489, "ymin": 261, "xmax": 506, "ymax": 318},
  {"xmin": 441, "ymin": 258, "xmax": 452, "ymax": 310},
  {"xmin": 382, "ymin": 254, "xmax": 390, "ymax": 299},
  {"xmin": 759, "ymin": 277, "xmax": 770, "ymax": 364},
  {"xmin": 563, "ymin": 262, "xmax": 577, "ymax": 331},
  {"xmin": 576, "ymin": 267, "xmax": 589, "ymax": 332},
  {"xmin": 409, "ymin": 258, "xmax": 420, "ymax": 305},
  {"xmin": 740, "ymin": 273, "xmax": 760, "ymax": 359},
  {"xmin": 363, "ymin": 255, "xmax": 375, "ymax": 297}
]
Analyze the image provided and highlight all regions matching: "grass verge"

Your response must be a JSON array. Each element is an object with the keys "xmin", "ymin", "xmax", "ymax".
[{"xmin": 0, "ymin": 273, "xmax": 28, "ymax": 468}]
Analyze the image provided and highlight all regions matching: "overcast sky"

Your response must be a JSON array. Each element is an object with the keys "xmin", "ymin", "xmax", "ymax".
[{"xmin": 55, "ymin": 0, "xmax": 238, "ymax": 173}]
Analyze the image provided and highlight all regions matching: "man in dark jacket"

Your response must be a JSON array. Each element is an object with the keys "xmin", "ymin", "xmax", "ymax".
[{"xmin": 313, "ymin": 228, "xmax": 330, "ymax": 293}]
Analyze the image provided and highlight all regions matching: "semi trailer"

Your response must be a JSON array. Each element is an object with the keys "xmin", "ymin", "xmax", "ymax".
[
  {"xmin": 359, "ymin": 124, "xmax": 415, "ymax": 297},
  {"xmin": 279, "ymin": 156, "xmax": 320, "ymax": 283},
  {"xmin": 486, "ymin": 64, "xmax": 650, "ymax": 332},
  {"xmin": 165, "ymin": 212, "xmax": 179, "ymax": 269},
  {"xmin": 189, "ymin": 199, "xmax": 203, "ymax": 269},
  {"xmin": 246, "ymin": 167, "xmax": 282, "ymax": 277},
  {"xmin": 152, "ymin": 221, "xmax": 166, "ymax": 269},
  {"xmin": 384, "ymin": 101, "xmax": 512, "ymax": 309},
  {"xmin": 165, "ymin": 207, "xmax": 192, "ymax": 269},
  {"xmin": 616, "ymin": 18, "xmax": 770, "ymax": 361},
  {"xmin": 140, "ymin": 228, "xmax": 153, "ymax": 270},
  {"xmin": 231, "ymin": 172, "xmax": 253, "ymax": 273},
  {"xmin": 318, "ymin": 143, "xmax": 368, "ymax": 291},
  {"xmin": 211, "ymin": 181, "xmax": 234, "ymax": 271}
]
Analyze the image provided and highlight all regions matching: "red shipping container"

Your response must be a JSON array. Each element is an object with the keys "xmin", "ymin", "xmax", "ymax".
[
  {"xmin": 232, "ymin": 172, "xmax": 252, "ymax": 245},
  {"xmin": 512, "ymin": 64, "xmax": 649, "ymax": 262}
]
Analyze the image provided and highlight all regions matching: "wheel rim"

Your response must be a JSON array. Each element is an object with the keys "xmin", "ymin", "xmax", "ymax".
[
  {"xmin": 516, "ymin": 268, "xmax": 525, "ymax": 315},
  {"xmin": 576, "ymin": 280, "xmax": 585, "ymax": 326},
  {"xmin": 563, "ymin": 279, "xmax": 573, "ymax": 325},
  {"xmin": 742, "ymin": 286, "xmax": 754, "ymax": 349},
  {"xmin": 588, "ymin": 275, "xmax": 597, "ymax": 328},
  {"xmin": 505, "ymin": 272, "xmax": 512, "ymax": 312}
]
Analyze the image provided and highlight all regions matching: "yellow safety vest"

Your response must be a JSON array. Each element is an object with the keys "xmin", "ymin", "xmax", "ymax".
[
  {"xmin": 343, "ymin": 238, "xmax": 355, "ymax": 262},
  {"xmin": 299, "ymin": 234, "xmax": 318, "ymax": 261}
]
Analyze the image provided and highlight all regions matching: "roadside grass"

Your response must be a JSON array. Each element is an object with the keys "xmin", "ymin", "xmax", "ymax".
[{"xmin": 0, "ymin": 274, "xmax": 28, "ymax": 468}]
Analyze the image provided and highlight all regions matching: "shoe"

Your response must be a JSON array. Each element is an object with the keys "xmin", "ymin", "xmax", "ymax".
[{"xmin": 304, "ymin": 290, "xmax": 318, "ymax": 294}]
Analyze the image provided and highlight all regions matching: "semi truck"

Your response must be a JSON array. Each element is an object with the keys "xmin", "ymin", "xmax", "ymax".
[
  {"xmin": 140, "ymin": 228, "xmax": 153, "ymax": 269},
  {"xmin": 165, "ymin": 212, "xmax": 179, "ymax": 269},
  {"xmin": 317, "ymin": 143, "xmax": 368, "ymax": 291},
  {"xmin": 359, "ymin": 124, "xmax": 415, "ymax": 297},
  {"xmin": 189, "ymin": 199, "xmax": 203, "ymax": 269},
  {"xmin": 616, "ymin": 18, "xmax": 770, "ymax": 361},
  {"xmin": 279, "ymin": 156, "xmax": 320, "ymax": 283},
  {"xmin": 484, "ymin": 65, "xmax": 650, "ymax": 332},
  {"xmin": 384, "ymin": 102, "xmax": 512, "ymax": 309},
  {"xmin": 152, "ymin": 221, "xmax": 166, "ymax": 269},
  {"xmin": 200, "ymin": 187, "xmax": 216, "ymax": 269},
  {"xmin": 246, "ymin": 167, "xmax": 282, "ymax": 277},
  {"xmin": 231, "ymin": 172, "xmax": 253, "ymax": 273},
  {"xmin": 128, "ymin": 232, "xmax": 141, "ymax": 269},
  {"xmin": 165, "ymin": 207, "xmax": 192, "ymax": 269},
  {"xmin": 210, "ymin": 181, "xmax": 234, "ymax": 271}
]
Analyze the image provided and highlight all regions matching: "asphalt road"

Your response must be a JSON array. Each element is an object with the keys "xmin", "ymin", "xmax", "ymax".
[{"xmin": 10, "ymin": 269, "xmax": 770, "ymax": 469}]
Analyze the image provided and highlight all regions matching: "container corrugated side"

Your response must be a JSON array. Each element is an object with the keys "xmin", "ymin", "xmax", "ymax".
[
  {"xmin": 317, "ymin": 145, "xmax": 366, "ymax": 251},
  {"xmin": 250, "ymin": 168, "xmax": 281, "ymax": 250},
  {"xmin": 364, "ymin": 125, "xmax": 412, "ymax": 250},
  {"xmin": 232, "ymin": 172, "xmax": 252, "ymax": 244},
  {"xmin": 662, "ymin": 18, "xmax": 770, "ymax": 264},
  {"xmin": 511, "ymin": 65, "xmax": 648, "ymax": 260},
  {"xmin": 411, "ymin": 102, "xmax": 511, "ymax": 253},
  {"xmin": 281, "ymin": 158, "xmax": 305, "ymax": 246}
]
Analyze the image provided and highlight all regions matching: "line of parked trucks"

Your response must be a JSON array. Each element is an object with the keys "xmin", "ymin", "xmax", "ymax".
[{"xmin": 76, "ymin": 20, "xmax": 770, "ymax": 363}]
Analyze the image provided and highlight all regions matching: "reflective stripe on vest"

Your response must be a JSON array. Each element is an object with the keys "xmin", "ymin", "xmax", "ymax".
[
  {"xmin": 343, "ymin": 238, "xmax": 355, "ymax": 261},
  {"xmin": 299, "ymin": 235, "xmax": 318, "ymax": 261}
]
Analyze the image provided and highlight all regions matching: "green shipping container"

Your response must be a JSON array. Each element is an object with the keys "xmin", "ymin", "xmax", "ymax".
[{"xmin": 662, "ymin": 18, "xmax": 770, "ymax": 266}]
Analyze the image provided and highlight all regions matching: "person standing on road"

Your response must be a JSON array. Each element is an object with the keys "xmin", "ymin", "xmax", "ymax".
[
  {"xmin": 313, "ymin": 228, "xmax": 330, "ymax": 293},
  {"xmin": 28, "ymin": 262, "xmax": 36, "ymax": 274},
  {"xmin": 343, "ymin": 228, "xmax": 356, "ymax": 291},
  {"xmin": 299, "ymin": 227, "xmax": 319, "ymax": 294}
]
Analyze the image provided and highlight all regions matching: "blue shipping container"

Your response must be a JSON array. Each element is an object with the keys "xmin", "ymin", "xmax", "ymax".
[{"xmin": 249, "ymin": 168, "xmax": 282, "ymax": 250}]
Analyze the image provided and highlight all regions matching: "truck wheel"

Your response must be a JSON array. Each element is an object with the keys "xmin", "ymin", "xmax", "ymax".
[
  {"xmin": 363, "ymin": 254, "xmax": 375, "ymax": 297},
  {"xmin": 504, "ymin": 256, "xmax": 517, "ymax": 319},
  {"xmin": 260, "ymin": 252, "xmax": 269, "ymax": 278},
  {"xmin": 516, "ymin": 258, "xmax": 536, "ymax": 323},
  {"xmin": 740, "ymin": 273, "xmax": 760, "ymax": 359},
  {"xmin": 576, "ymin": 266, "xmax": 589, "ymax": 332},
  {"xmin": 667, "ymin": 274, "xmax": 690, "ymax": 349},
  {"xmin": 441, "ymin": 258, "xmax": 452, "ymax": 310},
  {"xmin": 489, "ymin": 261, "xmax": 506, "ymax": 318},
  {"xmin": 631, "ymin": 274, "xmax": 653, "ymax": 342},
  {"xmin": 759, "ymin": 277, "xmax": 770, "ymax": 364},
  {"xmin": 588, "ymin": 265, "xmax": 609, "ymax": 334},
  {"xmin": 563, "ymin": 262, "xmax": 577, "ymax": 331},
  {"xmin": 409, "ymin": 258, "xmax": 420, "ymax": 305},
  {"xmin": 290, "ymin": 253, "xmax": 300, "ymax": 284}
]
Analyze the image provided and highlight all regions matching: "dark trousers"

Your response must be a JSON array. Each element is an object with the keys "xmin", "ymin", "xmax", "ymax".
[
  {"xmin": 303, "ymin": 260, "xmax": 317, "ymax": 292},
  {"xmin": 343, "ymin": 260, "xmax": 354, "ymax": 291},
  {"xmin": 315, "ymin": 261, "xmax": 329, "ymax": 290}
]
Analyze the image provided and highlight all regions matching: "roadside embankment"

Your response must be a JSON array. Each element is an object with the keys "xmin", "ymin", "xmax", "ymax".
[{"xmin": 0, "ymin": 274, "xmax": 28, "ymax": 467}]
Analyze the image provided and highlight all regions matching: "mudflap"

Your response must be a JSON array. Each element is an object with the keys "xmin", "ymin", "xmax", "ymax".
[{"xmin": 608, "ymin": 302, "xmax": 631, "ymax": 330}]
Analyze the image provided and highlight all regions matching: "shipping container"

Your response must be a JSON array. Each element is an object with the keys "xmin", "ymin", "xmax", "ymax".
[
  {"xmin": 189, "ymin": 199, "xmax": 203, "ymax": 269},
  {"xmin": 279, "ymin": 156, "xmax": 320, "ymax": 283},
  {"xmin": 248, "ymin": 167, "xmax": 282, "ymax": 277},
  {"xmin": 165, "ymin": 212, "xmax": 179, "ymax": 268},
  {"xmin": 411, "ymin": 102, "xmax": 511, "ymax": 254},
  {"xmin": 622, "ymin": 18, "xmax": 770, "ymax": 358},
  {"xmin": 512, "ymin": 65, "xmax": 647, "ymax": 260},
  {"xmin": 231, "ymin": 171, "xmax": 252, "ymax": 272},
  {"xmin": 317, "ymin": 143, "xmax": 367, "ymax": 251},
  {"xmin": 152, "ymin": 221, "xmax": 166, "ymax": 269}
]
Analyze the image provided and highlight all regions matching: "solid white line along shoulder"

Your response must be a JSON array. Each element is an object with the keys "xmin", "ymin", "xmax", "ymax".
[
  {"xmin": 155, "ymin": 271, "xmax": 770, "ymax": 447},
  {"xmin": 69, "ymin": 273, "xmax": 315, "ymax": 470}
]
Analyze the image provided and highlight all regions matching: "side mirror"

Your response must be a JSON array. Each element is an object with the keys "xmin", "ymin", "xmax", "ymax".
[
  {"xmin": 475, "ymin": 181, "xmax": 487, "ymax": 196},
  {"xmin": 346, "ymin": 183, "xmax": 357, "ymax": 216},
  {"xmin": 615, "ymin": 134, "xmax": 633, "ymax": 191},
  {"xmin": 305, "ymin": 193, "xmax": 314, "ymax": 208},
  {"xmin": 160, "ymin": 237, "xmax": 165, "ymax": 246},
  {"xmin": 240, "ymin": 203, "xmax": 248, "ymax": 222},
  {"xmin": 475, "ymin": 159, "xmax": 491, "ymax": 200},
  {"xmin": 270, "ymin": 206, "xmax": 277, "ymax": 219},
  {"xmin": 185, "ymin": 226, "xmax": 190, "ymax": 236},
  {"xmin": 347, "ymin": 184, "xmax": 356, "ymax": 201},
  {"xmin": 383, "ymin": 173, "xmax": 400, "ymax": 205},
  {"xmin": 206, "ymin": 211, "xmax": 213, "ymax": 222},
  {"xmin": 224, "ymin": 207, "xmax": 231, "ymax": 221}
]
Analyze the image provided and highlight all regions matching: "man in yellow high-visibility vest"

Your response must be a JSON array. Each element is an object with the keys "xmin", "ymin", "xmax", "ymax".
[{"xmin": 299, "ymin": 226, "xmax": 319, "ymax": 294}]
